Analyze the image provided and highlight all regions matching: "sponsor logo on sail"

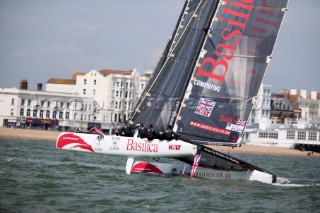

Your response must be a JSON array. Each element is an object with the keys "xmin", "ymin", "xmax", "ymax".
[
  {"xmin": 126, "ymin": 139, "xmax": 158, "ymax": 153},
  {"xmin": 219, "ymin": 114, "xmax": 237, "ymax": 124},
  {"xmin": 195, "ymin": 98, "xmax": 216, "ymax": 117},
  {"xmin": 225, "ymin": 119, "xmax": 246, "ymax": 133},
  {"xmin": 190, "ymin": 121, "xmax": 231, "ymax": 136},
  {"xmin": 193, "ymin": 79, "xmax": 221, "ymax": 92},
  {"xmin": 195, "ymin": 0, "xmax": 255, "ymax": 86}
]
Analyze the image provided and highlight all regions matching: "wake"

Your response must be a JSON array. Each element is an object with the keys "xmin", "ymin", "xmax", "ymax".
[{"xmin": 272, "ymin": 177, "xmax": 320, "ymax": 187}]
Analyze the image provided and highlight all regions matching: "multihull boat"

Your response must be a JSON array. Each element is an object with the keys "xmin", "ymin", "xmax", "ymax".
[{"xmin": 56, "ymin": 0, "xmax": 289, "ymax": 184}]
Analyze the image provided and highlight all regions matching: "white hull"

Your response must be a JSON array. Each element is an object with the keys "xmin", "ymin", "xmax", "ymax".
[
  {"xmin": 56, "ymin": 132, "xmax": 276, "ymax": 184},
  {"xmin": 131, "ymin": 161, "xmax": 275, "ymax": 184},
  {"xmin": 56, "ymin": 132, "xmax": 197, "ymax": 158}
]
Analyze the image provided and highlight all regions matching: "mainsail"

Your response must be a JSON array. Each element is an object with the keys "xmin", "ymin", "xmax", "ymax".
[
  {"xmin": 131, "ymin": 0, "xmax": 288, "ymax": 146},
  {"xmin": 130, "ymin": 0, "xmax": 219, "ymax": 128},
  {"xmin": 175, "ymin": 0, "xmax": 288, "ymax": 145}
]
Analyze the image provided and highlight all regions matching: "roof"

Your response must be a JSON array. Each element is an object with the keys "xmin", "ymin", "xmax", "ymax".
[
  {"xmin": 47, "ymin": 78, "xmax": 76, "ymax": 85},
  {"xmin": 72, "ymin": 72, "xmax": 86, "ymax": 80},
  {"xmin": 98, "ymin": 69, "xmax": 133, "ymax": 77}
]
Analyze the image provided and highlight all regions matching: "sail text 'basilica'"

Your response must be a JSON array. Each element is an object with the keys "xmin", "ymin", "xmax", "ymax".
[{"xmin": 196, "ymin": 0, "xmax": 255, "ymax": 85}]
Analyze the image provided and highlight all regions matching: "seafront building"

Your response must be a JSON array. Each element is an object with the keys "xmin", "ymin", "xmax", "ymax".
[
  {"xmin": 244, "ymin": 86, "xmax": 320, "ymax": 151},
  {"xmin": 0, "ymin": 81, "xmax": 95, "ymax": 130},
  {"xmin": 1, "ymin": 68, "xmax": 320, "ymax": 150},
  {"xmin": 0, "ymin": 68, "xmax": 152, "ymax": 133}
]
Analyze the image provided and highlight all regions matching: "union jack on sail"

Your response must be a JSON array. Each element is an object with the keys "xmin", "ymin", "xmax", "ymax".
[
  {"xmin": 195, "ymin": 98, "xmax": 215, "ymax": 117},
  {"xmin": 236, "ymin": 119, "xmax": 246, "ymax": 126}
]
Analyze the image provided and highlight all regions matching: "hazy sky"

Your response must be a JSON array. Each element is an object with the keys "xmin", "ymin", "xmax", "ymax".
[{"xmin": 0, "ymin": 0, "xmax": 319, "ymax": 92}]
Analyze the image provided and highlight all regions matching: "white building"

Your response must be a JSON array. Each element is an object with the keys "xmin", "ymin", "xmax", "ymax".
[
  {"xmin": 46, "ymin": 68, "xmax": 151, "ymax": 131},
  {"xmin": 0, "ymin": 83, "xmax": 95, "ymax": 131},
  {"xmin": 248, "ymin": 83, "xmax": 272, "ymax": 130}
]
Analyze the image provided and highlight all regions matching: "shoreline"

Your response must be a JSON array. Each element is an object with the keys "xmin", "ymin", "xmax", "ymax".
[{"xmin": 0, "ymin": 127, "xmax": 319, "ymax": 158}]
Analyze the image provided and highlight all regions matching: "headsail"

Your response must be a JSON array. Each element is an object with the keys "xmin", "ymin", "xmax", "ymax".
[
  {"xmin": 131, "ymin": 0, "xmax": 198, "ymax": 114},
  {"xmin": 175, "ymin": 0, "xmax": 288, "ymax": 145},
  {"xmin": 130, "ymin": 0, "xmax": 219, "ymax": 128}
]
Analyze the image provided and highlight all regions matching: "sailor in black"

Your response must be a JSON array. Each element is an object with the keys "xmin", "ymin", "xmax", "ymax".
[
  {"xmin": 146, "ymin": 124, "xmax": 157, "ymax": 141},
  {"xmin": 137, "ymin": 122, "xmax": 147, "ymax": 138},
  {"xmin": 164, "ymin": 124, "xmax": 179, "ymax": 140},
  {"xmin": 120, "ymin": 120, "xmax": 134, "ymax": 137},
  {"xmin": 157, "ymin": 126, "xmax": 166, "ymax": 140}
]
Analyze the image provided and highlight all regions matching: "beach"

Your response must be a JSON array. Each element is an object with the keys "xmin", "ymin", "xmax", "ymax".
[{"xmin": 0, "ymin": 127, "xmax": 319, "ymax": 158}]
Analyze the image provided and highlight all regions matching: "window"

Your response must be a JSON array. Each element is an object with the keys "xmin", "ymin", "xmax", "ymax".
[
  {"xmin": 47, "ymin": 101, "xmax": 50, "ymax": 107},
  {"xmin": 269, "ymin": 133, "xmax": 278, "ymax": 139},
  {"xmin": 21, "ymin": 99, "xmax": 25, "ymax": 106},
  {"xmin": 287, "ymin": 131, "xmax": 295, "ymax": 139},
  {"xmin": 59, "ymin": 112, "xmax": 63, "ymax": 119},
  {"xmin": 297, "ymin": 131, "xmax": 306, "ymax": 140},
  {"xmin": 84, "ymin": 79, "xmax": 87, "ymax": 84},
  {"xmin": 20, "ymin": 109, "xmax": 24, "ymax": 117},
  {"xmin": 53, "ymin": 111, "xmax": 57, "ymax": 119},
  {"xmin": 93, "ymin": 89, "xmax": 96, "ymax": 95},
  {"xmin": 28, "ymin": 100, "xmax": 31, "ymax": 106},
  {"xmin": 259, "ymin": 132, "xmax": 268, "ymax": 138},
  {"xmin": 308, "ymin": 132, "xmax": 317, "ymax": 141},
  {"xmin": 33, "ymin": 110, "xmax": 37, "ymax": 117},
  {"xmin": 41, "ymin": 101, "xmax": 44, "ymax": 107},
  {"xmin": 140, "ymin": 83, "xmax": 145, "ymax": 90},
  {"xmin": 40, "ymin": 110, "xmax": 44, "ymax": 118},
  {"xmin": 67, "ymin": 103, "xmax": 70, "ymax": 109},
  {"xmin": 46, "ymin": 111, "xmax": 50, "ymax": 118},
  {"xmin": 116, "ymin": 81, "xmax": 120, "ymax": 87},
  {"xmin": 125, "ymin": 81, "xmax": 129, "ymax": 88},
  {"xmin": 66, "ymin": 112, "xmax": 70, "ymax": 119},
  {"xmin": 83, "ymin": 89, "xmax": 86, "ymax": 95},
  {"xmin": 11, "ymin": 98, "xmax": 14, "ymax": 105},
  {"xmin": 94, "ymin": 79, "xmax": 96, "ymax": 85},
  {"xmin": 27, "ymin": 109, "xmax": 30, "ymax": 117}
]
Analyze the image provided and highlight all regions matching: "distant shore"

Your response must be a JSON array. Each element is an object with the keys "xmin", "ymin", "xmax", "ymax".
[{"xmin": 0, "ymin": 127, "xmax": 319, "ymax": 158}]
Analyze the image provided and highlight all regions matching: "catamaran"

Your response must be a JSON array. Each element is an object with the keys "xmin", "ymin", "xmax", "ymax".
[{"xmin": 56, "ymin": 0, "xmax": 288, "ymax": 184}]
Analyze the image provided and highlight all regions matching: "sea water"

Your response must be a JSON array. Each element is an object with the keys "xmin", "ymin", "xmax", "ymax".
[{"xmin": 0, "ymin": 138, "xmax": 319, "ymax": 213}]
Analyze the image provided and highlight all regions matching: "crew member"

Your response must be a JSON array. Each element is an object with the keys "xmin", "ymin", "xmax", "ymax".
[
  {"xmin": 121, "ymin": 120, "xmax": 134, "ymax": 137},
  {"xmin": 157, "ymin": 126, "xmax": 166, "ymax": 140},
  {"xmin": 137, "ymin": 122, "xmax": 147, "ymax": 138},
  {"xmin": 165, "ymin": 124, "xmax": 179, "ymax": 140},
  {"xmin": 146, "ymin": 124, "xmax": 156, "ymax": 141}
]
